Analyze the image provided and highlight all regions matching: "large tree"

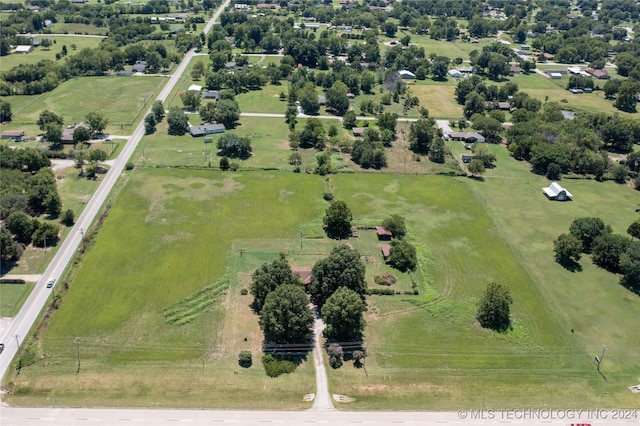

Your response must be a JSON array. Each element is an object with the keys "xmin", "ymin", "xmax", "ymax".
[
  {"xmin": 323, "ymin": 200, "xmax": 352, "ymax": 239},
  {"xmin": 152, "ymin": 100, "xmax": 165, "ymax": 122},
  {"xmin": 613, "ymin": 80, "xmax": 639, "ymax": 113},
  {"xmin": 321, "ymin": 287, "xmax": 366, "ymax": 341},
  {"xmin": 592, "ymin": 233, "xmax": 630, "ymax": 272},
  {"xmin": 408, "ymin": 117, "xmax": 436, "ymax": 154},
  {"xmin": 5, "ymin": 211, "xmax": 35, "ymax": 244},
  {"xmin": 73, "ymin": 126, "xmax": 91, "ymax": 145},
  {"xmin": 259, "ymin": 284, "xmax": 314, "ymax": 344},
  {"xmin": 310, "ymin": 245, "xmax": 366, "ymax": 308},
  {"xmin": 216, "ymin": 133, "xmax": 252, "ymax": 158},
  {"xmin": 85, "ymin": 111, "xmax": 108, "ymax": 135},
  {"xmin": 381, "ymin": 214, "xmax": 406, "ymax": 239},
  {"xmin": 476, "ymin": 282, "xmax": 512, "ymax": 332},
  {"xmin": 37, "ymin": 110, "xmax": 64, "ymax": 131},
  {"xmin": 0, "ymin": 99, "xmax": 12, "ymax": 122},
  {"xmin": 553, "ymin": 233, "xmax": 583, "ymax": 264},
  {"xmin": 628, "ymin": 219, "xmax": 640, "ymax": 240},
  {"xmin": 569, "ymin": 217, "xmax": 611, "ymax": 254},
  {"xmin": 181, "ymin": 90, "xmax": 201, "ymax": 111},
  {"xmin": 167, "ymin": 107, "xmax": 188, "ymax": 135},
  {"xmin": 213, "ymin": 99, "xmax": 241, "ymax": 129},
  {"xmin": 250, "ymin": 255, "xmax": 299, "ymax": 314},
  {"xmin": 387, "ymin": 240, "xmax": 418, "ymax": 272},
  {"xmin": 0, "ymin": 227, "xmax": 20, "ymax": 263},
  {"xmin": 620, "ymin": 241, "xmax": 640, "ymax": 292},
  {"xmin": 325, "ymin": 81, "xmax": 349, "ymax": 116}
]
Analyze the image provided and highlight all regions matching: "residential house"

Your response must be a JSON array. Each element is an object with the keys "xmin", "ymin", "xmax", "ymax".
[
  {"xmin": 203, "ymin": 90, "xmax": 220, "ymax": 100},
  {"xmin": 448, "ymin": 131, "xmax": 485, "ymax": 143},
  {"xmin": 132, "ymin": 60, "xmax": 147, "ymax": 73},
  {"xmin": 1, "ymin": 130, "xmax": 25, "ymax": 141},
  {"xmin": 61, "ymin": 123, "xmax": 90, "ymax": 144},
  {"xmin": 188, "ymin": 123, "xmax": 225, "ymax": 137}
]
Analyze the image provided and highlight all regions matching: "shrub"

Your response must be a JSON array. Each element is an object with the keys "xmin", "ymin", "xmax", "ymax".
[
  {"xmin": 327, "ymin": 343, "xmax": 343, "ymax": 369},
  {"xmin": 240, "ymin": 288, "xmax": 248, "ymax": 295},
  {"xmin": 238, "ymin": 350, "xmax": 252, "ymax": 368},
  {"xmin": 367, "ymin": 288, "xmax": 395, "ymax": 295},
  {"xmin": 374, "ymin": 273, "xmax": 396, "ymax": 286},
  {"xmin": 262, "ymin": 354, "xmax": 297, "ymax": 377},
  {"xmin": 323, "ymin": 192, "xmax": 334, "ymax": 201},
  {"xmin": 329, "ymin": 356, "xmax": 343, "ymax": 369},
  {"xmin": 125, "ymin": 161, "xmax": 134, "ymax": 170},
  {"xmin": 353, "ymin": 350, "xmax": 365, "ymax": 367}
]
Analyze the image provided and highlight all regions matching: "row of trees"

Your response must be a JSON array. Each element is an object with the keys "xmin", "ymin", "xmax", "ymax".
[
  {"xmin": 0, "ymin": 147, "xmax": 64, "ymax": 266},
  {"xmin": 554, "ymin": 217, "xmax": 640, "ymax": 293}
]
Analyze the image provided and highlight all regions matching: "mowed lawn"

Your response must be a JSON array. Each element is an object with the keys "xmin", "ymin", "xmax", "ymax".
[
  {"xmin": 503, "ymin": 73, "xmax": 636, "ymax": 118},
  {"xmin": 0, "ymin": 36, "xmax": 104, "ymax": 72},
  {"xmin": 4, "ymin": 76, "xmax": 166, "ymax": 135},
  {"xmin": 136, "ymin": 116, "xmax": 295, "ymax": 170},
  {"xmin": 3, "ymin": 169, "xmax": 326, "ymax": 408}
]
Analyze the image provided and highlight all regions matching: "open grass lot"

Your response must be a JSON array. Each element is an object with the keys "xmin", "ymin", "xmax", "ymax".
[
  {"xmin": 47, "ymin": 23, "xmax": 110, "ymax": 35},
  {"xmin": 3, "ymin": 76, "xmax": 166, "ymax": 136},
  {"xmin": 5, "ymin": 162, "xmax": 638, "ymax": 409},
  {"xmin": 502, "ymin": 73, "xmax": 636, "ymax": 118},
  {"xmin": 235, "ymin": 84, "xmax": 289, "ymax": 114},
  {"xmin": 3, "ymin": 169, "xmax": 325, "ymax": 408},
  {"xmin": 326, "ymin": 171, "xmax": 640, "ymax": 409},
  {"xmin": 387, "ymin": 33, "xmax": 495, "ymax": 59},
  {"xmin": 0, "ymin": 36, "xmax": 104, "ymax": 72},
  {"xmin": 137, "ymin": 116, "xmax": 317, "ymax": 170},
  {"xmin": 0, "ymin": 282, "xmax": 35, "ymax": 317}
]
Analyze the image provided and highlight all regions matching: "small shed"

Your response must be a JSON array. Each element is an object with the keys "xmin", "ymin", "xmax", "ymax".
[
  {"xmin": 188, "ymin": 84, "xmax": 202, "ymax": 92},
  {"xmin": 352, "ymin": 127, "xmax": 365, "ymax": 138},
  {"xmin": 542, "ymin": 182, "xmax": 572, "ymax": 201},
  {"xmin": 448, "ymin": 69, "xmax": 463, "ymax": 78},
  {"xmin": 376, "ymin": 226, "xmax": 393, "ymax": 240},
  {"xmin": 549, "ymin": 72, "xmax": 562, "ymax": 79},
  {"xmin": 380, "ymin": 243, "xmax": 392, "ymax": 259},
  {"xmin": 498, "ymin": 102, "xmax": 510, "ymax": 110},
  {"xmin": 292, "ymin": 268, "xmax": 312, "ymax": 288},
  {"xmin": 461, "ymin": 154, "xmax": 475, "ymax": 163}
]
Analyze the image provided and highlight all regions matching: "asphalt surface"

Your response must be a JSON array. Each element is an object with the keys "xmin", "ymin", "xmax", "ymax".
[{"xmin": 1, "ymin": 407, "xmax": 637, "ymax": 426}]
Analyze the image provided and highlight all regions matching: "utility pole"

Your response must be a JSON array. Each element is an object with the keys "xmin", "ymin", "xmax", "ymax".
[
  {"xmin": 15, "ymin": 335, "xmax": 22, "ymax": 371},
  {"xmin": 74, "ymin": 338, "xmax": 81, "ymax": 374},
  {"xmin": 595, "ymin": 344, "xmax": 607, "ymax": 371}
]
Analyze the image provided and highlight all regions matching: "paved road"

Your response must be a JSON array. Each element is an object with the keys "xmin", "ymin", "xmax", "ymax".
[
  {"xmin": 0, "ymin": 0, "xmax": 231, "ymax": 382},
  {"xmin": 1, "ymin": 407, "xmax": 636, "ymax": 426}
]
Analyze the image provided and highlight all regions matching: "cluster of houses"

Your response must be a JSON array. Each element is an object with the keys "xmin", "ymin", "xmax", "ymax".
[
  {"xmin": 183, "ymin": 85, "xmax": 226, "ymax": 137},
  {"xmin": 544, "ymin": 66, "xmax": 610, "ymax": 86}
]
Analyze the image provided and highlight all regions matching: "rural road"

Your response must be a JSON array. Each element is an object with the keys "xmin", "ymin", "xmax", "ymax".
[
  {"xmin": 0, "ymin": 0, "xmax": 231, "ymax": 382},
  {"xmin": 1, "ymin": 407, "xmax": 636, "ymax": 426}
]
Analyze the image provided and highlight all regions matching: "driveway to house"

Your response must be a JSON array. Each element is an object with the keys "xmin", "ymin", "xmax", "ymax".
[{"xmin": 311, "ymin": 317, "xmax": 333, "ymax": 410}]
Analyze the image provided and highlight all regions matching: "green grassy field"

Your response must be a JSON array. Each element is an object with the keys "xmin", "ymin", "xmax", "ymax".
[
  {"xmin": 0, "ymin": 282, "xmax": 35, "ymax": 317},
  {"xmin": 3, "ymin": 76, "xmax": 166, "ymax": 137},
  {"xmin": 2, "ymin": 169, "xmax": 326, "ymax": 408},
  {"xmin": 501, "ymin": 73, "xmax": 636, "ymax": 118},
  {"xmin": 4, "ymin": 164, "xmax": 638, "ymax": 408},
  {"xmin": 0, "ymin": 36, "xmax": 104, "ymax": 72}
]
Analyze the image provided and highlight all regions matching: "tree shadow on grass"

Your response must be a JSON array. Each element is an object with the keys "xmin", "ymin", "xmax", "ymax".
[
  {"xmin": 467, "ymin": 175, "xmax": 485, "ymax": 182},
  {"xmin": 557, "ymin": 258, "xmax": 583, "ymax": 272}
]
